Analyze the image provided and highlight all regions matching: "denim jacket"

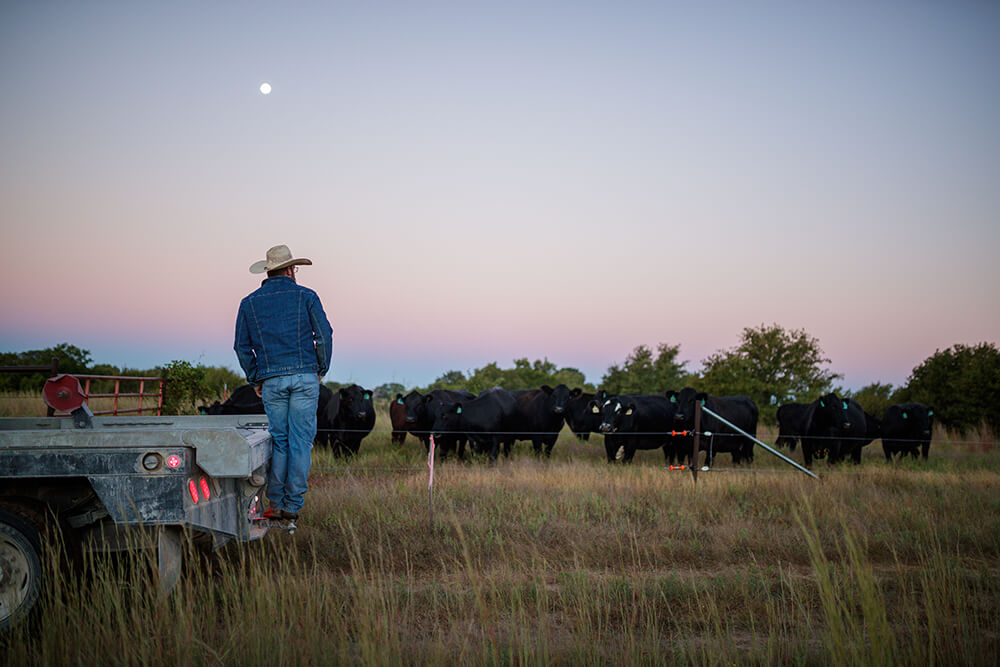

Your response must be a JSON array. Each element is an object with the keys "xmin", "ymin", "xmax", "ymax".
[{"xmin": 234, "ymin": 276, "xmax": 333, "ymax": 384}]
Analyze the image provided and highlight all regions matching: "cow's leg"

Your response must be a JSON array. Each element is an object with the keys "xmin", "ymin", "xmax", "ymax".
[
  {"xmin": 921, "ymin": 441, "xmax": 930, "ymax": 460},
  {"xmin": 531, "ymin": 439, "xmax": 543, "ymax": 457}
]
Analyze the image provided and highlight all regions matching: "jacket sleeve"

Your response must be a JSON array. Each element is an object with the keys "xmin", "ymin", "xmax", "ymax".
[
  {"xmin": 233, "ymin": 301, "xmax": 259, "ymax": 383},
  {"xmin": 307, "ymin": 292, "xmax": 334, "ymax": 377}
]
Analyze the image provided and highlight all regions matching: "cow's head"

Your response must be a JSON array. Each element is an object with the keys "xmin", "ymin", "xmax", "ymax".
[
  {"xmin": 339, "ymin": 385, "xmax": 373, "ymax": 421},
  {"xmin": 431, "ymin": 401, "xmax": 464, "ymax": 439},
  {"xmin": 902, "ymin": 404, "xmax": 935, "ymax": 437},
  {"xmin": 402, "ymin": 390, "xmax": 426, "ymax": 424},
  {"xmin": 599, "ymin": 398, "xmax": 627, "ymax": 434},
  {"xmin": 815, "ymin": 393, "xmax": 852, "ymax": 430},
  {"xmin": 668, "ymin": 387, "xmax": 703, "ymax": 427},
  {"xmin": 540, "ymin": 383, "xmax": 572, "ymax": 415}
]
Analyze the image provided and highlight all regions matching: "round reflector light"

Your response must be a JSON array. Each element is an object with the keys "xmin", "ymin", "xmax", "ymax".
[{"xmin": 167, "ymin": 455, "xmax": 181, "ymax": 469}]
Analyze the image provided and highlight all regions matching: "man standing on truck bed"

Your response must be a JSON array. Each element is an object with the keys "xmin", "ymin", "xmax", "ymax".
[{"xmin": 235, "ymin": 244, "xmax": 333, "ymax": 528}]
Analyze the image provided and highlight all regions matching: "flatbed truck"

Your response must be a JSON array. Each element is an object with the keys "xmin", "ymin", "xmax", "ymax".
[{"xmin": 0, "ymin": 375, "xmax": 272, "ymax": 630}]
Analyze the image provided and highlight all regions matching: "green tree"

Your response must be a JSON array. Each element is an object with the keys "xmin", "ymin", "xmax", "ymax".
[
  {"xmin": 427, "ymin": 370, "xmax": 468, "ymax": 392},
  {"xmin": 901, "ymin": 342, "xmax": 1000, "ymax": 434},
  {"xmin": 698, "ymin": 324, "xmax": 840, "ymax": 425},
  {"xmin": 159, "ymin": 360, "xmax": 212, "ymax": 415},
  {"xmin": 202, "ymin": 366, "xmax": 246, "ymax": 398},
  {"xmin": 374, "ymin": 382, "xmax": 406, "ymax": 401},
  {"xmin": 0, "ymin": 343, "xmax": 94, "ymax": 391},
  {"xmin": 845, "ymin": 383, "xmax": 896, "ymax": 419},
  {"xmin": 601, "ymin": 343, "xmax": 689, "ymax": 395}
]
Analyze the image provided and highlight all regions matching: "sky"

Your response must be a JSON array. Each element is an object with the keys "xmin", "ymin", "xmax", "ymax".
[{"xmin": 1, "ymin": 1, "xmax": 998, "ymax": 391}]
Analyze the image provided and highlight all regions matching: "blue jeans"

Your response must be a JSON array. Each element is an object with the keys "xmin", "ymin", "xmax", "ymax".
[{"xmin": 262, "ymin": 373, "xmax": 319, "ymax": 515}]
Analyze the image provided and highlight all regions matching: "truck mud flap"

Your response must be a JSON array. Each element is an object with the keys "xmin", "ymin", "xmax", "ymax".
[{"xmin": 157, "ymin": 526, "xmax": 183, "ymax": 595}]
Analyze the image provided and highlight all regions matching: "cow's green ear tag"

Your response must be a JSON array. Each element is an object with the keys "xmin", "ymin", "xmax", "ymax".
[
  {"xmin": 364, "ymin": 392, "xmax": 371, "ymax": 400},
  {"xmin": 902, "ymin": 412, "xmax": 908, "ymax": 419},
  {"xmin": 669, "ymin": 395, "xmax": 676, "ymax": 403},
  {"xmin": 700, "ymin": 399, "xmax": 706, "ymax": 407},
  {"xmin": 820, "ymin": 400, "xmax": 825, "ymax": 407},
  {"xmin": 397, "ymin": 397, "xmax": 403, "ymax": 405},
  {"xmin": 842, "ymin": 401, "xmax": 848, "ymax": 410},
  {"xmin": 456, "ymin": 406, "xmax": 462, "ymax": 414},
  {"xmin": 591, "ymin": 405, "xmax": 599, "ymax": 414},
  {"xmin": 928, "ymin": 410, "xmax": 933, "ymax": 416}
]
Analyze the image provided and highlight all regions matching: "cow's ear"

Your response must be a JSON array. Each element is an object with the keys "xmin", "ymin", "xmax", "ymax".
[
  {"xmin": 625, "ymin": 403, "xmax": 635, "ymax": 416},
  {"xmin": 819, "ymin": 399, "xmax": 825, "ymax": 408},
  {"xmin": 696, "ymin": 392, "xmax": 708, "ymax": 406},
  {"xmin": 902, "ymin": 412, "xmax": 908, "ymax": 419},
  {"xmin": 928, "ymin": 408, "xmax": 934, "ymax": 416},
  {"xmin": 455, "ymin": 403, "xmax": 463, "ymax": 415},
  {"xmin": 570, "ymin": 387, "xmax": 582, "ymax": 398},
  {"xmin": 363, "ymin": 391, "xmax": 371, "ymax": 401},
  {"xmin": 540, "ymin": 384, "xmax": 553, "ymax": 394},
  {"xmin": 665, "ymin": 391, "xmax": 677, "ymax": 404},
  {"xmin": 842, "ymin": 401, "xmax": 848, "ymax": 410},
  {"xmin": 587, "ymin": 400, "xmax": 600, "ymax": 414},
  {"xmin": 424, "ymin": 395, "xmax": 435, "ymax": 404}
]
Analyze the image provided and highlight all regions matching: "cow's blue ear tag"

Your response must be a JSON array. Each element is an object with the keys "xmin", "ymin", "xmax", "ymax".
[
  {"xmin": 456, "ymin": 406, "xmax": 462, "ymax": 414},
  {"xmin": 842, "ymin": 401, "xmax": 848, "ymax": 410},
  {"xmin": 397, "ymin": 397, "xmax": 403, "ymax": 405},
  {"xmin": 820, "ymin": 400, "xmax": 825, "ymax": 407},
  {"xmin": 669, "ymin": 395, "xmax": 676, "ymax": 403},
  {"xmin": 700, "ymin": 399, "xmax": 705, "ymax": 407},
  {"xmin": 364, "ymin": 393, "xmax": 371, "ymax": 400},
  {"xmin": 902, "ymin": 412, "xmax": 908, "ymax": 419},
  {"xmin": 928, "ymin": 410, "xmax": 933, "ymax": 416}
]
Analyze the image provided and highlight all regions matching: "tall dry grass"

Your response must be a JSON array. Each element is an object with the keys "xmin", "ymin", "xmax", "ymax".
[{"xmin": 2, "ymin": 397, "xmax": 999, "ymax": 664}]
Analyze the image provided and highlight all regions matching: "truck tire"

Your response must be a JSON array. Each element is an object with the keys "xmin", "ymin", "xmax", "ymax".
[{"xmin": 0, "ymin": 505, "xmax": 43, "ymax": 632}]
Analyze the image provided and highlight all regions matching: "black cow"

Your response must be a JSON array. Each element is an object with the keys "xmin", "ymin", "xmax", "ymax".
[
  {"xmin": 322, "ymin": 384, "xmax": 375, "ymax": 457},
  {"xmin": 199, "ymin": 384, "xmax": 264, "ymax": 415},
  {"xmin": 432, "ymin": 387, "xmax": 517, "ymax": 462},
  {"xmin": 404, "ymin": 389, "xmax": 475, "ymax": 458},
  {"xmin": 389, "ymin": 393, "xmax": 407, "ymax": 445},
  {"xmin": 508, "ymin": 384, "xmax": 572, "ymax": 457},
  {"xmin": 597, "ymin": 394, "xmax": 675, "ymax": 464},
  {"xmin": 775, "ymin": 402, "xmax": 811, "ymax": 451},
  {"xmin": 667, "ymin": 388, "xmax": 759, "ymax": 467},
  {"xmin": 881, "ymin": 403, "xmax": 934, "ymax": 460},
  {"xmin": 798, "ymin": 393, "xmax": 869, "ymax": 466},
  {"xmin": 564, "ymin": 388, "xmax": 605, "ymax": 442}
]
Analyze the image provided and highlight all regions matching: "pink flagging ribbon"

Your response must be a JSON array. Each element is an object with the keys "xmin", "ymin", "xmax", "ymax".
[{"xmin": 428, "ymin": 435, "xmax": 436, "ymax": 489}]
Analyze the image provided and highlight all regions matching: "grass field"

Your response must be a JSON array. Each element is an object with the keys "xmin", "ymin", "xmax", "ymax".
[{"xmin": 3, "ymin": 398, "xmax": 999, "ymax": 665}]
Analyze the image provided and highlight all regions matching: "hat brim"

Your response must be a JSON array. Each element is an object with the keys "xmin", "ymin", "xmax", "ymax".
[{"xmin": 249, "ymin": 257, "xmax": 313, "ymax": 274}]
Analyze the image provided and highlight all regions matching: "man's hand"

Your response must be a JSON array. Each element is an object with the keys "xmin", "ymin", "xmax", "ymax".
[{"xmin": 254, "ymin": 384, "xmax": 263, "ymax": 398}]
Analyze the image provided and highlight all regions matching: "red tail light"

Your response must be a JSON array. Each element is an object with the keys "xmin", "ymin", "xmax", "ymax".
[
  {"xmin": 200, "ymin": 477, "xmax": 211, "ymax": 500},
  {"xmin": 188, "ymin": 480, "xmax": 199, "ymax": 504}
]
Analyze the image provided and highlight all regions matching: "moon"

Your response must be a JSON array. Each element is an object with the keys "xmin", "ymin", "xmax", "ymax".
[{"xmin": 259, "ymin": 82, "xmax": 272, "ymax": 95}]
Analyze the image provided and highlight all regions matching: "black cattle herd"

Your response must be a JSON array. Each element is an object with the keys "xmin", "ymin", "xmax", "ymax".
[{"xmin": 202, "ymin": 383, "xmax": 935, "ymax": 468}]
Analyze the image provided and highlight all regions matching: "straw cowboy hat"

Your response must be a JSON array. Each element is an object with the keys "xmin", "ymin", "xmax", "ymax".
[{"xmin": 249, "ymin": 245, "xmax": 313, "ymax": 274}]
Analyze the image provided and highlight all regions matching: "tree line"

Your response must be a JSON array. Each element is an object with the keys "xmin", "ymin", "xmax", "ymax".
[{"xmin": 2, "ymin": 326, "xmax": 998, "ymax": 433}]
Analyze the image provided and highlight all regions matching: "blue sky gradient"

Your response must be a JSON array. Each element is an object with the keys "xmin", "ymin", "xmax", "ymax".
[{"xmin": 2, "ymin": 1, "xmax": 998, "ymax": 390}]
